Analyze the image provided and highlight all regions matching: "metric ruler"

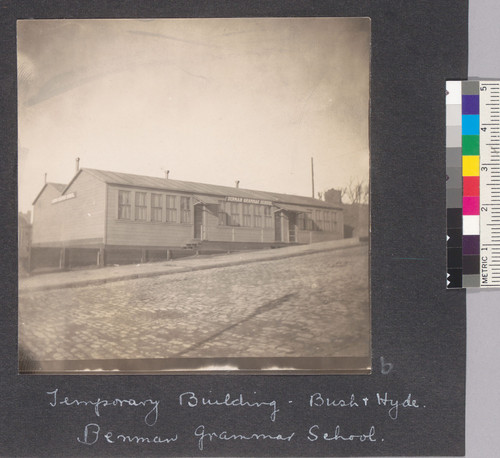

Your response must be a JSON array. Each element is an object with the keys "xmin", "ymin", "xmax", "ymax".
[
  {"xmin": 479, "ymin": 81, "xmax": 500, "ymax": 287},
  {"xmin": 446, "ymin": 80, "xmax": 500, "ymax": 288}
]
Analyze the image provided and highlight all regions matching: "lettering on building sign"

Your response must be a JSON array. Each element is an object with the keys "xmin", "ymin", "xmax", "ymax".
[
  {"xmin": 51, "ymin": 192, "xmax": 76, "ymax": 204},
  {"xmin": 226, "ymin": 196, "xmax": 273, "ymax": 206}
]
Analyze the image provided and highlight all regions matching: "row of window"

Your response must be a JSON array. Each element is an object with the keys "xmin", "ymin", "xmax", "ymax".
[
  {"xmin": 298, "ymin": 210, "xmax": 338, "ymax": 232},
  {"xmin": 118, "ymin": 190, "xmax": 191, "ymax": 223},
  {"xmin": 218, "ymin": 201, "xmax": 274, "ymax": 228},
  {"xmin": 219, "ymin": 201, "xmax": 338, "ymax": 232},
  {"xmin": 117, "ymin": 190, "xmax": 339, "ymax": 232}
]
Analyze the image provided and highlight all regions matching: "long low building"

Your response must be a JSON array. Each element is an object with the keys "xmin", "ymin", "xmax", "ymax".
[{"xmin": 30, "ymin": 167, "xmax": 343, "ymax": 270}]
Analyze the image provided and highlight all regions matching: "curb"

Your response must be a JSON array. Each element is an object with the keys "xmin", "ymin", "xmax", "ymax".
[{"xmin": 19, "ymin": 241, "xmax": 365, "ymax": 294}]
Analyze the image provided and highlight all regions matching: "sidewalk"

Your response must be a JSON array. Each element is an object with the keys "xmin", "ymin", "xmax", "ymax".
[{"xmin": 19, "ymin": 238, "xmax": 364, "ymax": 293}]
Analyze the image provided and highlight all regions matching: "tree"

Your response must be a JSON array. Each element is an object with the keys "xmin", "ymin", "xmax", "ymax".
[{"xmin": 342, "ymin": 177, "xmax": 369, "ymax": 204}]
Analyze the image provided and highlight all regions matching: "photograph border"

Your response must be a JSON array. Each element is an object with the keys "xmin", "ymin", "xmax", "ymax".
[{"xmin": 17, "ymin": 16, "xmax": 371, "ymax": 375}]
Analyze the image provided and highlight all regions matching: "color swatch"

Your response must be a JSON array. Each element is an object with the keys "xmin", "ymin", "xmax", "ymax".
[{"xmin": 461, "ymin": 81, "xmax": 480, "ymax": 287}]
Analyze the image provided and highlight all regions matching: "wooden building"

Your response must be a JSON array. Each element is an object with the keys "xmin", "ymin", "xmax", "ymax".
[
  {"xmin": 30, "ymin": 168, "xmax": 343, "ymax": 270},
  {"xmin": 18, "ymin": 211, "xmax": 32, "ymax": 275}
]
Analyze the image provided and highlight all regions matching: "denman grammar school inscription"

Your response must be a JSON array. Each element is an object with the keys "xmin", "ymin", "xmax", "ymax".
[{"xmin": 46, "ymin": 388, "xmax": 424, "ymax": 451}]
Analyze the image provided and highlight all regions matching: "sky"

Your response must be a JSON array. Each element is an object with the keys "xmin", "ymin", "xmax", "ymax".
[{"xmin": 17, "ymin": 18, "xmax": 370, "ymax": 213}]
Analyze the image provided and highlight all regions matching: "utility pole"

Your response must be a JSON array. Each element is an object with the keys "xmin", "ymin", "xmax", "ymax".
[{"xmin": 311, "ymin": 157, "xmax": 315, "ymax": 198}]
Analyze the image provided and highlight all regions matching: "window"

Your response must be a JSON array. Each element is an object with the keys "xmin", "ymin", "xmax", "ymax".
[
  {"xmin": 254, "ymin": 205, "xmax": 263, "ymax": 228},
  {"xmin": 304, "ymin": 211, "xmax": 314, "ymax": 230},
  {"xmin": 230, "ymin": 202, "xmax": 240, "ymax": 226},
  {"xmin": 298, "ymin": 211, "xmax": 315, "ymax": 230},
  {"xmin": 135, "ymin": 192, "xmax": 147, "ymax": 221},
  {"xmin": 298, "ymin": 212, "xmax": 306, "ymax": 230},
  {"xmin": 242, "ymin": 204, "xmax": 252, "ymax": 227},
  {"xmin": 324, "ymin": 211, "xmax": 331, "ymax": 232},
  {"xmin": 264, "ymin": 206, "xmax": 272, "ymax": 228},
  {"xmin": 180, "ymin": 196, "xmax": 191, "ymax": 223},
  {"xmin": 118, "ymin": 190, "xmax": 131, "ymax": 220},
  {"xmin": 166, "ymin": 195, "xmax": 177, "ymax": 222},
  {"xmin": 151, "ymin": 193, "xmax": 163, "ymax": 222},
  {"xmin": 218, "ymin": 201, "xmax": 227, "ymax": 225},
  {"xmin": 316, "ymin": 210, "xmax": 324, "ymax": 231},
  {"xmin": 313, "ymin": 210, "xmax": 323, "ymax": 231},
  {"xmin": 297, "ymin": 210, "xmax": 316, "ymax": 231}
]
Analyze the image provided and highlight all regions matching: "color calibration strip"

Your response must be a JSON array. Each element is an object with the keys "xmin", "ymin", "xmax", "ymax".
[
  {"xmin": 446, "ymin": 81, "xmax": 463, "ymax": 288},
  {"xmin": 446, "ymin": 80, "xmax": 500, "ymax": 288},
  {"xmin": 461, "ymin": 81, "xmax": 480, "ymax": 287}
]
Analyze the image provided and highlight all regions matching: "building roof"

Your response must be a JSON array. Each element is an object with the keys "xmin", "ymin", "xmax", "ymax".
[
  {"xmin": 32, "ymin": 182, "xmax": 67, "ymax": 205},
  {"xmin": 62, "ymin": 168, "xmax": 342, "ymax": 210}
]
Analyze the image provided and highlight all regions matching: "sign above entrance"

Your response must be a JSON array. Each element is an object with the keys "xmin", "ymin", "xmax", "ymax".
[
  {"xmin": 226, "ymin": 196, "xmax": 273, "ymax": 206},
  {"xmin": 51, "ymin": 192, "xmax": 76, "ymax": 204}
]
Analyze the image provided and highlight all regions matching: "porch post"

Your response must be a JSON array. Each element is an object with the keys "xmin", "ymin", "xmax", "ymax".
[
  {"xmin": 98, "ymin": 247, "xmax": 106, "ymax": 267},
  {"xmin": 59, "ymin": 248, "xmax": 67, "ymax": 270}
]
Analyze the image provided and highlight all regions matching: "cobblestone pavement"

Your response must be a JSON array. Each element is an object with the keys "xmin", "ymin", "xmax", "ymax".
[{"xmin": 19, "ymin": 245, "xmax": 369, "ymax": 362}]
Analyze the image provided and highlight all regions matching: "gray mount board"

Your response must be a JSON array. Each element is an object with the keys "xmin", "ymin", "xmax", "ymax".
[{"xmin": 0, "ymin": 1, "xmax": 467, "ymax": 456}]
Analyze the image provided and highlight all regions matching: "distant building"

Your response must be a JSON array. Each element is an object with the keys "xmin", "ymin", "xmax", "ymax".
[
  {"xmin": 18, "ymin": 211, "xmax": 32, "ymax": 274},
  {"xmin": 324, "ymin": 188, "xmax": 369, "ymax": 239},
  {"xmin": 341, "ymin": 203, "xmax": 369, "ymax": 239},
  {"xmin": 30, "ymin": 167, "xmax": 344, "ymax": 271},
  {"xmin": 324, "ymin": 188, "xmax": 342, "ymax": 205}
]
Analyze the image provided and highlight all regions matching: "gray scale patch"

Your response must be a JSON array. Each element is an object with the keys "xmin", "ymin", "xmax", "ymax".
[
  {"xmin": 446, "ymin": 126, "xmax": 462, "ymax": 147},
  {"xmin": 446, "ymin": 189, "xmax": 463, "ymax": 208},
  {"xmin": 462, "ymin": 274, "xmax": 480, "ymax": 287},
  {"xmin": 446, "ymin": 147, "xmax": 462, "ymax": 167},
  {"xmin": 462, "ymin": 81, "xmax": 480, "ymax": 96}
]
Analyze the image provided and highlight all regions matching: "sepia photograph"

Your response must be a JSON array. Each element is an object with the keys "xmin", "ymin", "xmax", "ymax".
[{"xmin": 17, "ymin": 18, "xmax": 370, "ymax": 374}]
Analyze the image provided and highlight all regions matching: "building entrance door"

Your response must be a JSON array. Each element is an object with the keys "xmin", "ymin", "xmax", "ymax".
[
  {"xmin": 288, "ymin": 212, "xmax": 297, "ymax": 242},
  {"xmin": 274, "ymin": 211, "xmax": 282, "ymax": 242},
  {"xmin": 194, "ymin": 205, "xmax": 203, "ymax": 239}
]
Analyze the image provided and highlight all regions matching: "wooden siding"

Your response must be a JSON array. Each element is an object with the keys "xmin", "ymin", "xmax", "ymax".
[
  {"xmin": 106, "ymin": 186, "xmax": 194, "ymax": 247},
  {"xmin": 205, "ymin": 225, "xmax": 275, "ymax": 243},
  {"xmin": 201, "ymin": 202, "xmax": 343, "ymax": 244},
  {"xmin": 296, "ymin": 230, "xmax": 343, "ymax": 244},
  {"xmin": 107, "ymin": 185, "xmax": 343, "ymax": 248},
  {"xmin": 32, "ymin": 175, "xmax": 106, "ymax": 245},
  {"xmin": 296, "ymin": 209, "xmax": 344, "ymax": 243},
  {"xmin": 31, "ymin": 237, "xmax": 103, "ymax": 248},
  {"xmin": 202, "ymin": 203, "xmax": 275, "ymax": 243}
]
